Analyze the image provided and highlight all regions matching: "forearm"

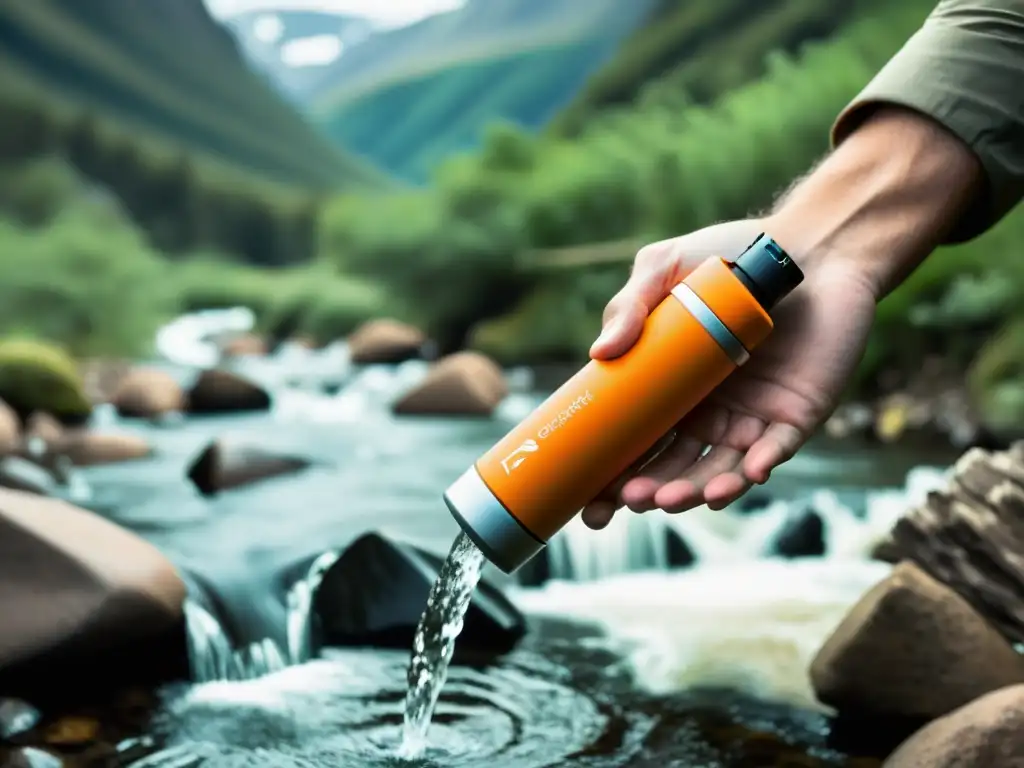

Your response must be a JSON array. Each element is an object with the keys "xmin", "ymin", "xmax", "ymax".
[{"xmin": 764, "ymin": 106, "xmax": 984, "ymax": 300}]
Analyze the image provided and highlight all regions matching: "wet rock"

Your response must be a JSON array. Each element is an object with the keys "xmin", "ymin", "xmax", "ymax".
[
  {"xmin": 881, "ymin": 441, "xmax": 1024, "ymax": 644},
  {"xmin": 2, "ymin": 747, "xmax": 63, "ymax": 768},
  {"xmin": 770, "ymin": 508, "xmax": 826, "ymax": 558},
  {"xmin": 0, "ymin": 699, "xmax": 40, "ymax": 739},
  {"xmin": 186, "ymin": 439, "xmax": 311, "ymax": 496},
  {"xmin": 221, "ymin": 333, "xmax": 267, "ymax": 358},
  {"xmin": 392, "ymin": 352, "xmax": 508, "ymax": 417},
  {"xmin": 347, "ymin": 319, "xmax": 427, "ymax": 364},
  {"xmin": 55, "ymin": 432, "xmax": 152, "ymax": 467},
  {"xmin": 23, "ymin": 413, "xmax": 62, "ymax": 448},
  {"xmin": 0, "ymin": 489, "xmax": 187, "ymax": 703},
  {"xmin": 0, "ymin": 401, "xmax": 19, "ymax": 457},
  {"xmin": 883, "ymin": 684, "xmax": 1024, "ymax": 767},
  {"xmin": 186, "ymin": 369, "xmax": 271, "ymax": 415},
  {"xmin": 111, "ymin": 368, "xmax": 184, "ymax": 419},
  {"xmin": 666, "ymin": 528, "xmax": 695, "ymax": 567},
  {"xmin": 42, "ymin": 717, "xmax": 98, "ymax": 746},
  {"xmin": 0, "ymin": 457, "xmax": 61, "ymax": 496},
  {"xmin": 0, "ymin": 341, "xmax": 91, "ymax": 425},
  {"xmin": 810, "ymin": 561, "xmax": 1024, "ymax": 721},
  {"xmin": 311, "ymin": 532, "xmax": 526, "ymax": 654}
]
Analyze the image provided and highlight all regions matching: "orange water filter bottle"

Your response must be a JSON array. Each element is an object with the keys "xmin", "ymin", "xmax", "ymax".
[{"xmin": 444, "ymin": 234, "xmax": 804, "ymax": 573}]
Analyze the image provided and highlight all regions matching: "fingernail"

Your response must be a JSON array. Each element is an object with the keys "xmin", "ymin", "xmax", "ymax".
[{"xmin": 593, "ymin": 318, "xmax": 621, "ymax": 350}]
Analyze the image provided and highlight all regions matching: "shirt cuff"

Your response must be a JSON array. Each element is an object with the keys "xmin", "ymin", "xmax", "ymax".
[{"xmin": 830, "ymin": 4, "xmax": 1024, "ymax": 243}]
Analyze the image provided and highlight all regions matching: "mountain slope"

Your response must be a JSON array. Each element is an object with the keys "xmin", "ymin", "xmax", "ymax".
[
  {"xmin": 551, "ymin": 0, "xmax": 888, "ymax": 136},
  {"xmin": 221, "ymin": 9, "xmax": 375, "ymax": 103},
  {"xmin": 303, "ymin": 0, "xmax": 659, "ymax": 182},
  {"xmin": 0, "ymin": 0, "xmax": 390, "ymax": 190}
]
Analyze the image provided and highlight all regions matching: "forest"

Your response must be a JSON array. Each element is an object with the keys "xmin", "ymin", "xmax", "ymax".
[{"xmin": 1, "ymin": 0, "xmax": 1021, "ymax": 433}]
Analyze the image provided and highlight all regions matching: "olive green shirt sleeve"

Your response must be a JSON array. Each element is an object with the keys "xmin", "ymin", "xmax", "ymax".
[{"xmin": 831, "ymin": 0, "xmax": 1024, "ymax": 243}]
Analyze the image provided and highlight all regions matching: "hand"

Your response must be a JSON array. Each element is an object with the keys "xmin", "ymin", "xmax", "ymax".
[{"xmin": 580, "ymin": 218, "xmax": 879, "ymax": 529}]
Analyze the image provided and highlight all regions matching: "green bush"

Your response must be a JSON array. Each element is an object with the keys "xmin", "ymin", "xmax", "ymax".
[{"xmin": 0, "ymin": 200, "xmax": 175, "ymax": 359}]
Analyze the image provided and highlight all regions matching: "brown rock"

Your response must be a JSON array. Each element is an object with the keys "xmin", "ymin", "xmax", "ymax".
[
  {"xmin": 810, "ymin": 561, "xmax": 1024, "ymax": 720},
  {"xmin": 42, "ymin": 716, "xmax": 98, "ymax": 746},
  {"xmin": 881, "ymin": 441, "xmax": 1024, "ymax": 644},
  {"xmin": 23, "ymin": 413, "xmax": 62, "ymax": 447},
  {"xmin": 221, "ymin": 333, "xmax": 267, "ymax": 358},
  {"xmin": 0, "ymin": 489, "xmax": 186, "ymax": 700},
  {"xmin": 186, "ymin": 439, "xmax": 311, "ymax": 496},
  {"xmin": 0, "ymin": 400, "xmax": 19, "ymax": 456},
  {"xmin": 186, "ymin": 369, "xmax": 271, "ymax": 415},
  {"xmin": 56, "ymin": 432, "xmax": 152, "ymax": 467},
  {"xmin": 110, "ymin": 368, "xmax": 184, "ymax": 419},
  {"xmin": 392, "ymin": 352, "xmax": 508, "ymax": 417},
  {"xmin": 348, "ymin": 319, "xmax": 426, "ymax": 364},
  {"xmin": 883, "ymin": 684, "xmax": 1024, "ymax": 767}
]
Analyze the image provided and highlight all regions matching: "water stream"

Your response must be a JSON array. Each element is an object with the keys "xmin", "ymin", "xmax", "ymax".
[
  {"xmin": 43, "ymin": 308, "xmax": 964, "ymax": 766},
  {"xmin": 400, "ymin": 531, "xmax": 486, "ymax": 758}
]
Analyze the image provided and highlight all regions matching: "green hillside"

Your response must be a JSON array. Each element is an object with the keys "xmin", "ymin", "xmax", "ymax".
[
  {"xmin": 309, "ymin": 0, "xmax": 659, "ymax": 182},
  {"xmin": 0, "ymin": 0, "xmax": 388, "ymax": 189},
  {"xmin": 552, "ymin": 0, "xmax": 889, "ymax": 137},
  {"xmin": 0, "ymin": 0, "xmax": 397, "ymax": 265}
]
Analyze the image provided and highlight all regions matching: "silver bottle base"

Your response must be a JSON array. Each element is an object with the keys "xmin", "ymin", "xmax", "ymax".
[{"xmin": 443, "ymin": 465, "xmax": 545, "ymax": 574}]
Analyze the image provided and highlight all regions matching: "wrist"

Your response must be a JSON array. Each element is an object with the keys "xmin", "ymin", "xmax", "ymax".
[{"xmin": 761, "ymin": 106, "xmax": 983, "ymax": 302}]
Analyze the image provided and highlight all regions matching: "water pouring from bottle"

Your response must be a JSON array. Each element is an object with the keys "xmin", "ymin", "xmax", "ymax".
[{"xmin": 399, "ymin": 531, "xmax": 486, "ymax": 759}]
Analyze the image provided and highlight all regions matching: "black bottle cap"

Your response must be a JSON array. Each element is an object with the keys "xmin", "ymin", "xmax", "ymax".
[{"xmin": 730, "ymin": 234, "xmax": 804, "ymax": 312}]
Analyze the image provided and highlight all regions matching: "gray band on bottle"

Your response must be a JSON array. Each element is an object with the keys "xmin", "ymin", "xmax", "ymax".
[
  {"xmin": 443, "ymin": 465, "xmax": 544, "ymax": 575},
  {"xmin": 670, "ymin": 284, "xmax": 750, "ymax": 366}
]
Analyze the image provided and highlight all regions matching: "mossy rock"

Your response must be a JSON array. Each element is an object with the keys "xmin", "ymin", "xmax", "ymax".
[
  {"xmin": 0, "ymin": 339, "xmax": 92, "ymax": 424},
  {"xmin": 967, "ymin": 318, "xmax": 1024, "ymax": 438}
]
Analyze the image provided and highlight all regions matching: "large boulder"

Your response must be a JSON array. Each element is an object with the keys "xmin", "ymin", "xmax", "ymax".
[
  {"xmin": 186, "ymin": 438, "xmax": 312, "ymax": 496},
  {"xmin": 110, "ymin": 368, "xmax": 184, "ymax": 419},
  {"xmin": 347, "ymin": 319, "xmax": 427, "ymax": 365},
  {"xmin": 311, "ymin": 532, "xmax": 526, "ymax": 655},
  {"xmin": 877, "ymin": 442, "xmax": 1024, "ymax": 644},
  {"xmin": 0, "ymin": 340, "xmax": 92, "ymax": 425},
  {"xmin": 884, "ymin": 684, "xmax": 1024, "ymax": 767},
  {"xmin": 186, "ymin": 369, "xmax": 271, "ymax": 415},
  {"xmin": 392, "ymin": 352, "xmax": 508, "ymax": 417},
  {"xmin": 0, "ymin": 490, "xmax": 188, "ymax": 703},
  {"xmin": 810, "ymin": 561, "xmax": 1024, "ymax": 721}
]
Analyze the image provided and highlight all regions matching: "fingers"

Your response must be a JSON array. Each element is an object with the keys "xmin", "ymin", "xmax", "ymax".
[
  {"xmin": 655, "ymin": 446, "xmax": 745, "ymax": 514},
  {"xmin": 620, "ymin": 435, "xmax": 705, "ymax": 512},
  {"xmin": 581, "ymin": 430, "xmax": 678, "ymax": 529},
  {"xmin": 742, "ymin": 422, "xmax": 804, "ymax": 484},
  {"xmin": 589, "ymin": 244, "xmax": 679, "ymax": 360}
]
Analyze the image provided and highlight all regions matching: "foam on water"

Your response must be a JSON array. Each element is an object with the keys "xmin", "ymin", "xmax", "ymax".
[{"xmin": 506, "ymin": 463, "xmax": 950, "ymax": 710}]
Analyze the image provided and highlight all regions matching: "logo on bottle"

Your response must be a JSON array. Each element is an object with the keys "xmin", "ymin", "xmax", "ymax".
[
  {"xmin": 500, "ymin": 438, "xmax": 539, "ymax": 475},
  {"xmin": 537, "ymin": 390, "xmax": 594, "ymax": 439}
]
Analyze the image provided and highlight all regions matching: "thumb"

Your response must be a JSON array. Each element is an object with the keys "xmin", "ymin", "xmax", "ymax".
[{"xmin": 590, "ymin": 297, "xmax": 648, "ymax": 360}]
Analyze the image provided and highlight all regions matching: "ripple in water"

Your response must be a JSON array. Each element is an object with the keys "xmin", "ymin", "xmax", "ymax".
[
  {"xmin": 400, "ymin": 531, "xmax": 486, "ymax": 758},
  {"xmin": 132, "ymin": 650, "xmax": 605, "ymax": 768}
]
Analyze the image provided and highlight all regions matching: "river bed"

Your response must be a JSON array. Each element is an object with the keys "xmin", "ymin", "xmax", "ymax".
[{"xmin": 38, "ymin": 316, "xmax": 963, "ymax": 767}]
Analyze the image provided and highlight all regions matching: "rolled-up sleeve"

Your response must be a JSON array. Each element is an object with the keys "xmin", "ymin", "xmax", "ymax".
[{"xmin": 831, "ymin": 0, "xmax": 1024, "ymax": 242}]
